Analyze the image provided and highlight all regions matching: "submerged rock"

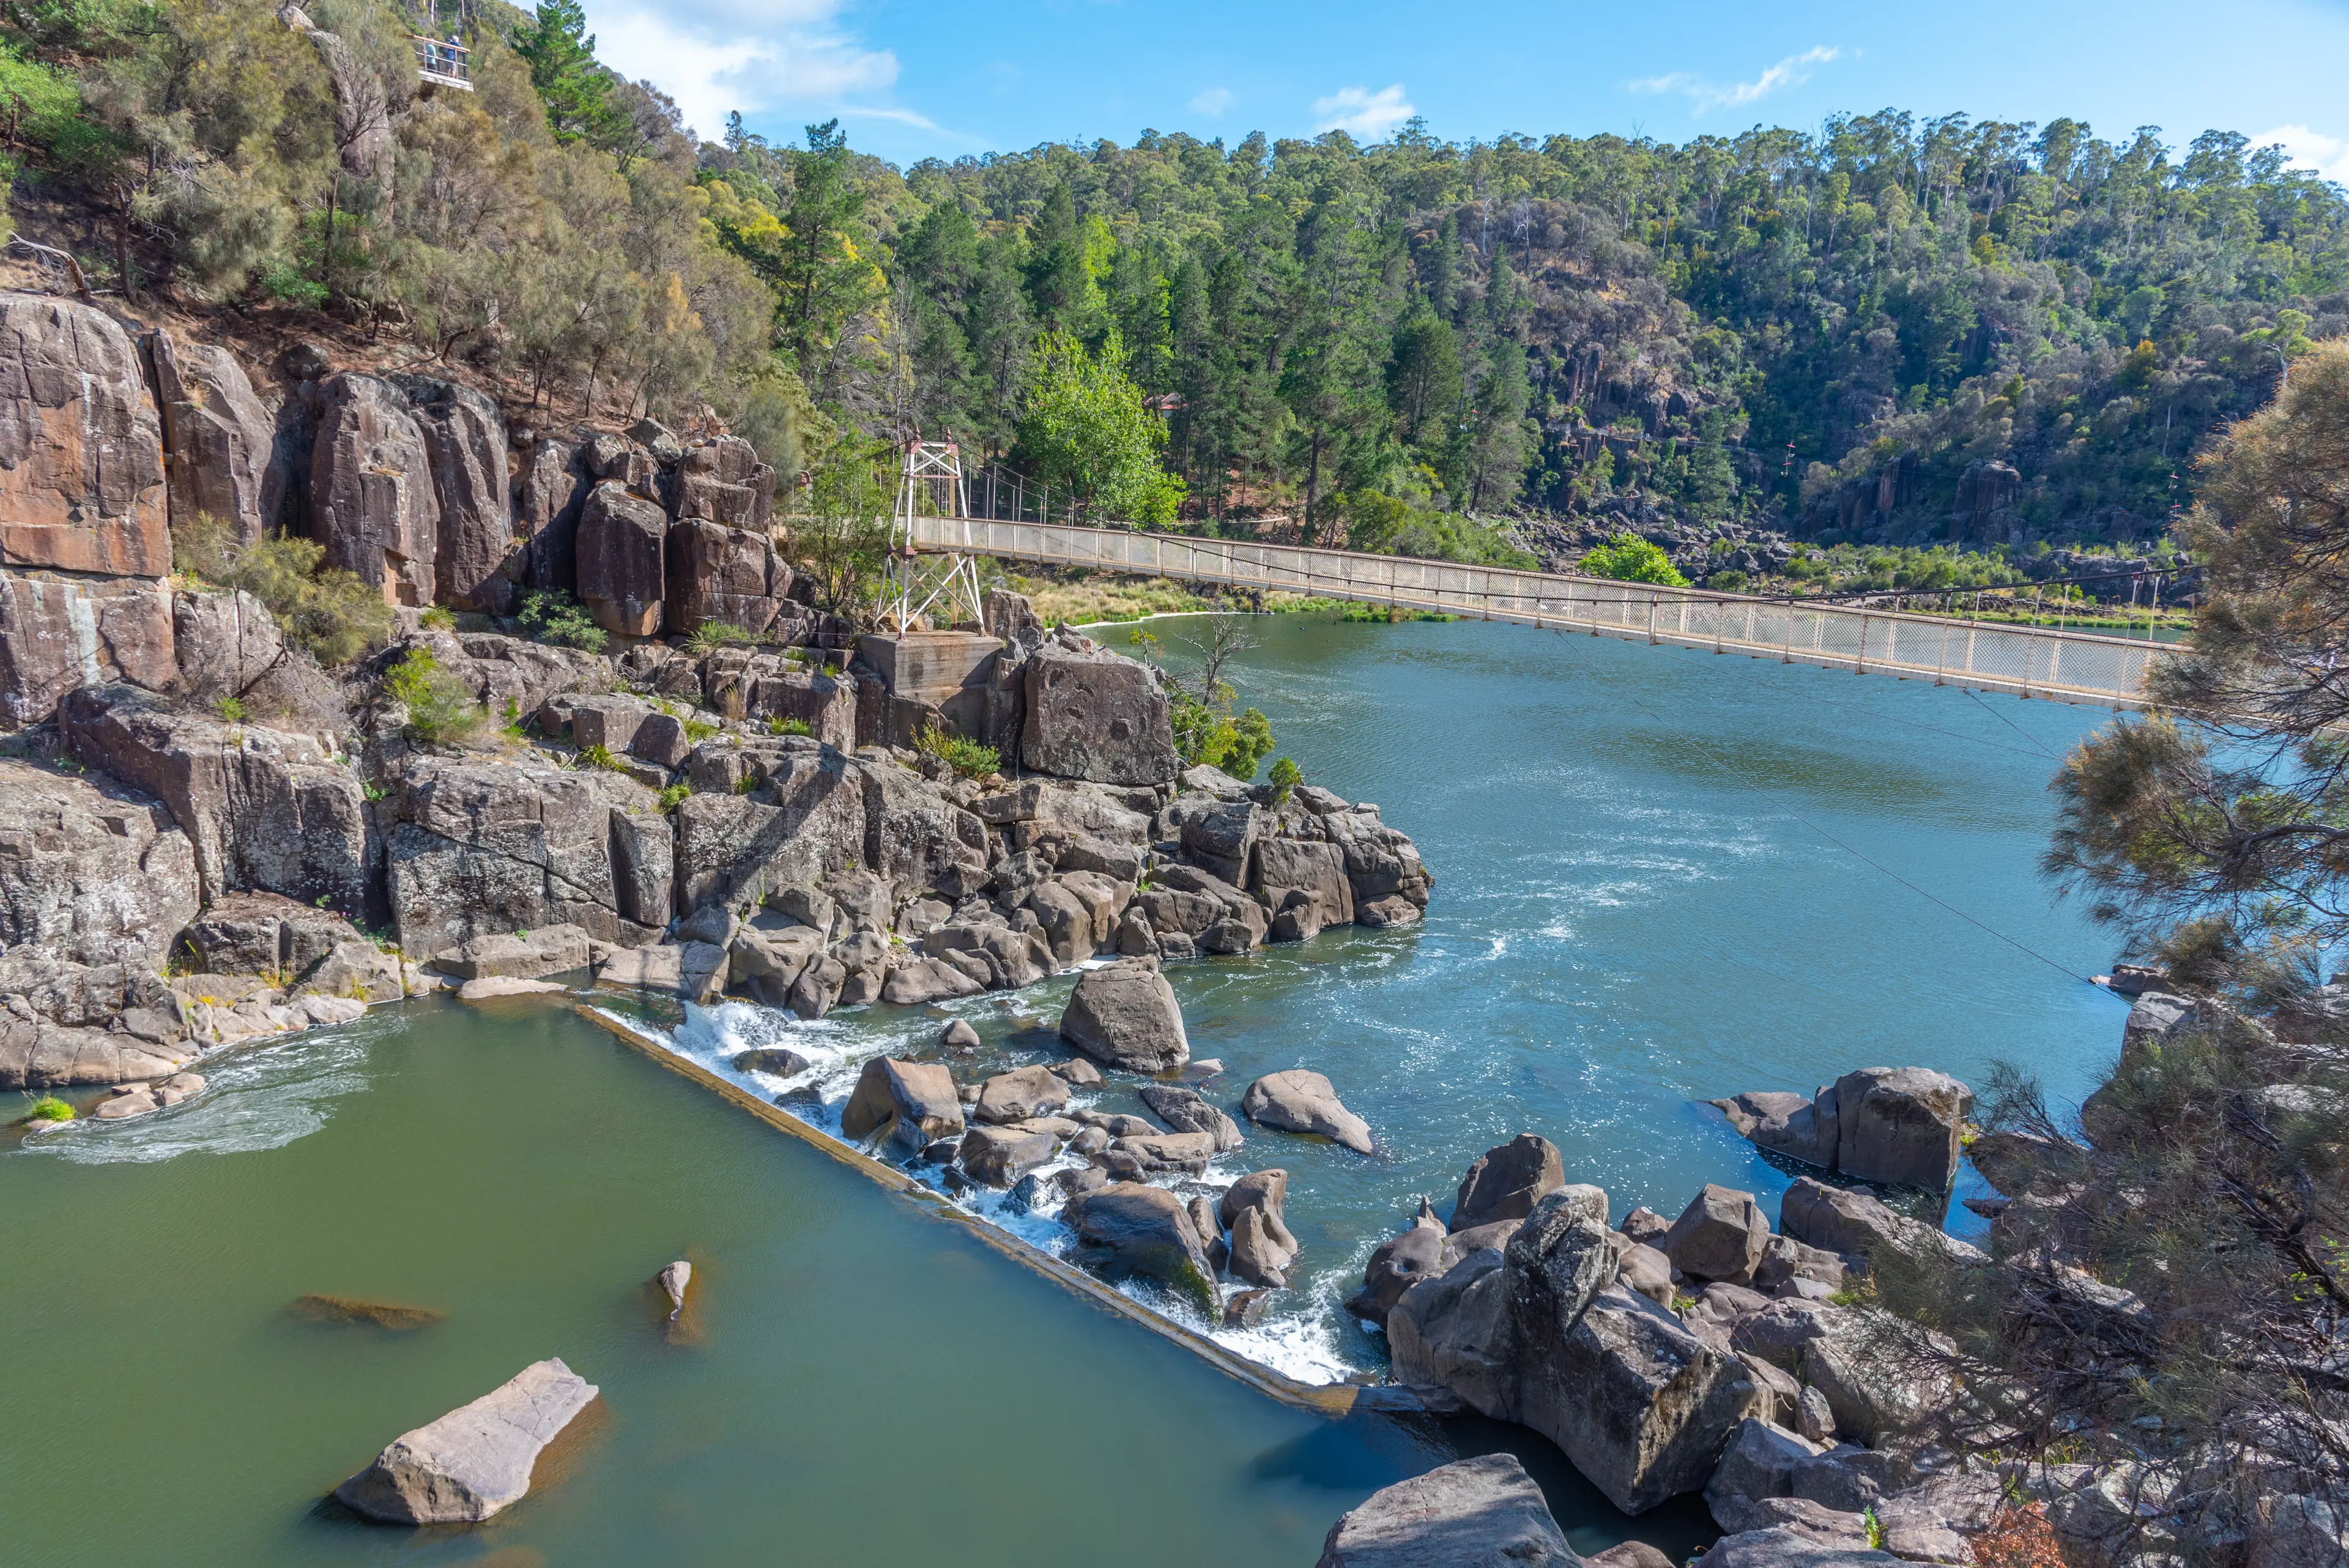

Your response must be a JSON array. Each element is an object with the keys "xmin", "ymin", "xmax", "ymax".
[
  {"xmin": 654, "ymin": 1260, "xmax": 692, "ymax": 1320},
  {"xmin": 289, "ymin": 1295, "xmax": 447, "ymax": 1331},
  {"xmin": 1315, "ymin": 1453, "xmax": 1579, "ymax": 1568},
  {"xmin": 335, "ymin": 1357, "xmax": 599, "ymax": 1524}
]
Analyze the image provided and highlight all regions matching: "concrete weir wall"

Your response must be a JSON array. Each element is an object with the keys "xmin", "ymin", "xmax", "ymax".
[{"xmin": 855, "ymin": 631, "xmax": 1011, "ymax": 749}]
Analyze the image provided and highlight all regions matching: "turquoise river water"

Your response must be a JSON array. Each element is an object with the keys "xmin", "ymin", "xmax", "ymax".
[{"xmin": 0, "ymin": 613, "xmax": 2132, "ymax": 1567}]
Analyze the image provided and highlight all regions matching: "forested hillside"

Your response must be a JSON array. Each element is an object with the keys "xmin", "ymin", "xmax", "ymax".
[{"xmin": 9, "ymin": 0, "xmax": 2345, "ymax": 560}]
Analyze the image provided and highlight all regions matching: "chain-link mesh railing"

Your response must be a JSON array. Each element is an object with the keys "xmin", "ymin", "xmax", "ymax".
[{"xmin": 911, "ymin": 516, "xmax": 2167, "ymax": 710}]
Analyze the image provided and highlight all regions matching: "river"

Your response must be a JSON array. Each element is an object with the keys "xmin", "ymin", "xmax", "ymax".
[{"xmin": 0, "ymin": 613, "xmax": 2129, "ymax": 1566}]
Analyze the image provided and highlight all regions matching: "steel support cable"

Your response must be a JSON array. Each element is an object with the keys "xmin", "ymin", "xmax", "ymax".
[{"xmin": 1541, "ymin": 626, "xmax": 2119, "ymax": 995}]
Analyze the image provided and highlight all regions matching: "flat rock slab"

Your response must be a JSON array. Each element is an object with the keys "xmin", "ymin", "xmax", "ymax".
[
  {"xmin": 456, "ymin": 976, "xmax": 568, "ymax": 1003},
  {"xmin": 1241, "ymin": 1069, "xmax": 1373, "ymax": 1153},
  {"xmin": 335, "ymin": 1357, "xmax": 599, "ymax": 1524},
  {"xmin": 1317, "ymin": 1452, "xmax": 1579, "ymax": 1567}
]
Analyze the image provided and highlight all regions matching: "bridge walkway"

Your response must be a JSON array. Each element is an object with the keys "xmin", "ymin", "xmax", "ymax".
[{"xmin": 906, "ymin": 516, "xmax": 2167, "ymax": 712}]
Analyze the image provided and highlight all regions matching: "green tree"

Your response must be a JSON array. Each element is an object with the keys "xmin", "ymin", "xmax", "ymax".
[
  {"xmin": 1017, "ymin": 331, "xmax": 1183, "ymax": 525},
  {"xmin": 1581, "ymin": 532, "xmax": 1689, "ymax": 586},
  {"xmin": 777, "ymin": 119, "xmax": 881, "ymax": 387},
  {"xmin": 513, "ymin": 0, "xmax": 626, "ymax": 149}
]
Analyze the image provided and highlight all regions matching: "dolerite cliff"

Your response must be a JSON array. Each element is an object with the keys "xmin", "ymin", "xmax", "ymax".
[{"xmin": 0, "ymin": 289, "xmax": 1431, "ymax": 1092}]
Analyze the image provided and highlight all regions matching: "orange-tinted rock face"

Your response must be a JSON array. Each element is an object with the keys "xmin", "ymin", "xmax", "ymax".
[{"xmin": 0, "ymin": 295, "xmax": 168, "ymax": 577}]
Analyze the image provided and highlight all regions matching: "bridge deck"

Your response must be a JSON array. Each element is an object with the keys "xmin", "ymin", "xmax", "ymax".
[{"xmin": 908, "ymin": 516, "xmax": 2167, "ymax": 710}]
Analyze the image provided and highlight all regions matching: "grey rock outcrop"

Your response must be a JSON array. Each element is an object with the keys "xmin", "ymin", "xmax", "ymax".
[
  {"xmin": 1663, "ymin": 1184, "xmax": 1770, "ymax": 1285},
  {"xmin": 150, "ymin": 329, "xmax": 284, "ymax": 543},
  {"xmin": 1059, "ymin": 957, "xmax": 1188, "ymax": 1071},
  {"xmin": 0, "ymin": 294, "xmax": 168, "ymax": 577},
  {"xmin": 1315, "ymin": 1453, "xmax": 1581, "ymax": 1568},
  {"xmin": 309, "ymin": 373, "xmax": 439, "ymax": 608},
  {"xmin": 1020, "ymin": 639, "xmax": 1179, "ymax": 786},
  {"xmin": 334, "ymin": 1358, "xmax": 599, "ymax": 1525},
  {"xmin": 0, "ymin": 756, "xmax": 199, "ymax": 967},
  {"xmin": 514, "ymin": 433, "xmax": 590, "ymax": 593},
  {"xmin": 577, "ymin": 481, "xmax": 667, "ymax": 637},
  {"xmin": 382, "ymin": 753, "xmax": 669, "ymax": 954},
  {"xmin": 389, "ymin": 375, "xmax": 513, "ymax": 614},
  {"xmin": 665, "ymin": 518, "xmax": 790, "ymax": 637},
  {"xmin": 0, "ymin": 570, "xmax": 176, "ymax": 726},
  {"xmin": 60, "ymin": 685, "xmax": 368, "ymax": 911}
]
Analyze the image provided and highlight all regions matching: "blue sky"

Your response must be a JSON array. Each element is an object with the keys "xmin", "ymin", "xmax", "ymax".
[{"xmin": 581, "ymin": 0, "xmax": 2349, "ymax": 181}]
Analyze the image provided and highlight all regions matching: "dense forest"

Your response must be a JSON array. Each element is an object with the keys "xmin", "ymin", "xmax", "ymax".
[{"xmin": 7, "ymin": 0, "xmax": 2346, "ymax": 562}]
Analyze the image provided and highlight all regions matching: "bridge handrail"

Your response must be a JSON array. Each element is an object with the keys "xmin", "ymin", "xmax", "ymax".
[{"xmin": 908, "ymin": 515, "xmax": 2172, "ymax": 710}]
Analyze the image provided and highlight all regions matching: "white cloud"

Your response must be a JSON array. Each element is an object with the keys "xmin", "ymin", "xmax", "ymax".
[
  {"xmin": 1313, "ymin": 83, "xmax": 1414, "ymax": 139},
  {"xmin": 1628, "ymin": 46, "xmax": 1842, "ymax": 114},
  {"xmin": 582, "ymin": 0, "xmax": 909, "ymax": 143},
  {"xmin": 2255, "ymin": 125, "xmax": 2349, "ymax": 184},
  {"xmin": 1189, "ymin": 86, "xmax": 1233, "ymax": 117}
]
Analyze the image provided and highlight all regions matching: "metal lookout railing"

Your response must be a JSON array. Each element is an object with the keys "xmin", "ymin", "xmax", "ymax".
[{"xmin": 907, "ymin": 516, "xmax": 2171, "ymax": 710}]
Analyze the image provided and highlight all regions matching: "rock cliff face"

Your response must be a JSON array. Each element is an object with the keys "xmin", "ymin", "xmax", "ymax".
[
  {"xmin": 308, "ymin": 373, "xmax": 442, "ymax": 608},
  {"xmin": 150, "ymin": 329, "xmax": 286, "ymax": 544},
  {"xmin": 0, "ymin": 294, "xmax": 168, "ymax": 576}
]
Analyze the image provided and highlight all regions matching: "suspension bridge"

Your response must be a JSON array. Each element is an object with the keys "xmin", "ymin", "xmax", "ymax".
[{"xmin": 878, "ymin": 442, "xmax": 2175, "ymax": 712}]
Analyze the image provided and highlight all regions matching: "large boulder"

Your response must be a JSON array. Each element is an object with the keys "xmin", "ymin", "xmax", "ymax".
[
  {"xmin": 1139, "ymin": 1083, "xmax": 1244, "ymax": 1151},
  {"xmin": 959, "ymin": 1124, "xmax": 1057, "ymax": 1186},
  {"xmin": 1711, "ymin": 1088, "xmax": 1839, "ymax": 1170},
  {"xmin": 59, "ymin": 685, "xmax": 368, "ymax": 912},
  {"xmin": 1254, "ymin": 837, "xmax": 1354, "ymax": 939},
  {"xmin": 0, "ymin": 570, "xmax": 176, "ymax": 726},
  {"xmin": 1315, "ymin": 1453, "xmax": 1580, "ymax": 1568},
  {"xmin": 1705, "ymin": 1419, "xmax": 1829, "ymax": 1530},
  {"xmin": 670, "ymin": 434, "xmax": 776, "ymax": 530},
  {"xmin": 1453, "ymin": 1133, "xmax": 1567, "ymax": 1229},
  {"xmin": 1662, "ymin": 1184, "xmax": 1770, "ymax": 1285},
  {"xmin": 576, "ymin": 481, "xmax": 668, "ymax": 637},
  {"xmin": 1536, "ymin": 1287, "xmax": 1758, "ymax": 1514},
  {"xmin": 673, "ymin": 749, "xmax": 989, "ymax": 914},
  {"xmin": 1059, "ymin": 957, "xmax": 1188, "ymax": 1072},
  {"xmin": 840, "ymin": 1057, "xmax": 964, "ymax": 1143},
  {"xmin": 1388, "ymin": 1247, "xmax": 1517, "ymax": 1417},
  {"xmin": 1066, "ymin": 1181, "xmax": 1219, "ymax": 1312},
  {"xmin": 664, "ymin": 518, "xmax": 790, "ymax": 637},
  {"xmin": 0, "ymin": 293, "xmax": 168, "ymax": 576},
  {"xmin": 0, "ymin": 756, "xmax": 199, "ymax": 967},
  {"xmin": 514, "ymin": 433, "xmax": 591, "ymax": 594},
  {"xmin": 973, "ymin": 1064, "xmax": 1070, "ymax": 1124},
  {"xmin": 1832, "ymin": 1068, "xmax": 1972, "ymax": 1191},
  {"xmin": 308, "ymin": 373, "xmax": 439, "ymax": 608},
  {"xmin": 184, "ymin": 890, "xmax": 363, "ymax": 979},
  {"xmin": 1348, "ymin": 1216, "xmax": 1449, "ymax": 1321},
  {"xmin": 389, "ymin": 375, "xmax": 513, "ymax": 614},
  {"xmin": 382, "ymin": 753, "xmax": 669, "ymax": 954},
  {"xmin": 333, "ymin": 1358, "xmax": 599, "ymax": 1524},
  {"xmin": 150, "ymin": 329, "xmax": 284, "ymax": 544},
  {"xmin": 1240, "ymin": 1068, "xmax": 1372, "ymax": 1153},
  {"xmin": 171, "ymin": 589, "xmax": 339, "ymax": 729},
  {"xmin": 1019, "ymin": 640, "xmax": 1179, "ymax": 786}
]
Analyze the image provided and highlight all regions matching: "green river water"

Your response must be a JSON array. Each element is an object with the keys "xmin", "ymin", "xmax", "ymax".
[{"xmin": 0, "ymin": 612, "xmax": 2131, "ymax": 1567}]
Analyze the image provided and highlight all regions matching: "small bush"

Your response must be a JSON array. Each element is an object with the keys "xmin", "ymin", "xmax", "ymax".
[
  {"xmin": 658, "ymin": 782, "xmax": 691, "ymax": 812},
  {"xmin": 518, "ymin": 590, "xmax": 608, "ymax": 653},
  {"xmin": 25, "ymin": 1093, "xmax": 73, "ymax": 1123},
  {"xmin": 916, "ymin": 723, "xmax": 1001, "ymax": 780},
  {"xmin": 384, "ymin": 648, "xmax": 483, "ymax": 746},
  {"xmin": 733, "ymin": 773, "xmax": 760, "ymax": 794},
  {"xmin": 686, "ymin": 620, "xmax": 761, "ymax": 655},
  {"xmin": 1705, "ymin": 569, "xmax": 1751, "ymax": 593},
  {"xmin": 419, "ymin": 605, "xmax": 456, "ymax": 630},
  {"xmin": 682, "ymin": 718, "xmax": 720, "ymax": 743},
  {"xmin": 766, "ymin": 716, "xmax": 813, "ymax": 738},
  {"xmin": 499, "ymin": 697, "xmax": 529, "ymax": 741},
  {"xmin": 213, "ymin": 694, "xmax": 247, "ymax": 723},
  {"xmin": 1267, "ymin": 756, "xmax": 1301, "ymax": 805},
  {"xmin": 173, "ymin": 515, "xmax": 393, "ymax": 667}
]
